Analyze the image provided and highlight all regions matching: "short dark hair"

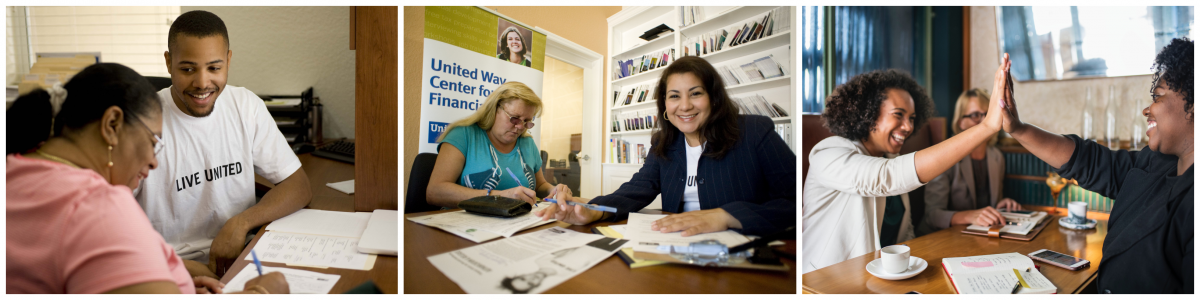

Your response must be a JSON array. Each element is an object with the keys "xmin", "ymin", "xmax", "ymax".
[
  {"xmin": 822, "ymin": 69, "xmax": 935, "ymax": 141},
  {"xmin": 7, "ymin": 63, "xmax": 161, "ymax": 154},
  {"xmin": 168, "ymin": 10, "xmax": 229, "ymax": 52},
  {"xmin": 650, "ymin": 56, "xmax": 740, "ymax": 160},
  {"xmin": 1151, "ymin": 37, "xmax": 1193, "ymax": 115}
]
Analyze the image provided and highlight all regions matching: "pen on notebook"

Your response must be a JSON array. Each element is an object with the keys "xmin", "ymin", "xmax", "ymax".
[
  {"xmin": 504, "ymin": 167, "xmax": 534, "ymax": 207},
  {"xmin": 543, "ymin": 198, "xmax": 618, "ymax": 213},
  {"xmin": 251, "ymin": 249, "xmax": 263, "ymax": 276}
]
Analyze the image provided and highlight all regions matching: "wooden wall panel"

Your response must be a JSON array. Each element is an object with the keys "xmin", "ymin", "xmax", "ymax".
[{"xmin": 355, "ymin": 6, "xmax": 399, "ymax": 211}]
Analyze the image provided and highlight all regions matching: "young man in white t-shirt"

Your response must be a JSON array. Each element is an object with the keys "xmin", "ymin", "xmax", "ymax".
[{"xmin": 135, "ymin": 10, "xmax": 311, "ymax": 277}]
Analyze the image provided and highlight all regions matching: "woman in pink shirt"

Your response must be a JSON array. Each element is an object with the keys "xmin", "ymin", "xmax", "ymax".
[{"xmin": 6, "ymin": 63, "xmax": 287, "ymax": 294}]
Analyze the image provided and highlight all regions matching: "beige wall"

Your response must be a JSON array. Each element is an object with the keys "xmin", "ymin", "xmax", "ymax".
[
  {"xmin": 969, "ymin": 6, "xmax": 1153, "ymax": 139},
  {"xmin": 403, "ymin": 6, "xmax": 621, "ymax": 193},
  {"xmin": 184, "ymin": 6, "xmax": 356, "ymax": 139},
  {"xmin": 540, "ymin": 57, "xmax": 584, "ymax": 162}
]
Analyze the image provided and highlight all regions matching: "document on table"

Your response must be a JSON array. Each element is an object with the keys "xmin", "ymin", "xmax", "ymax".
[
  {"xmin": 407, "ymin": 207, "xmax": 555, "ymax": 243},
  {"xmin": 265, "ymin": 209, "xmax": 372, "ymax": 238},
  {"xmin": 224, "ymin": 266, "xmax": 340, "ymax": 294},
  {"xmin": 428, "ymin": 227, "xmax": 628, "ymax": 294},
  {"xmin": 623, "ymin": 213, "xmax": 751, "ymax": 253},
  {"xmin": 245, "ymin": 232, "xmax": 377, "ymax": 270},
  {"xmin": 966, "ymin": 211, "xmax": 1048, "ymax": 235},
  {"xmin": 326, "ymin": 179, "xmax": 354, "ymax": 195}
]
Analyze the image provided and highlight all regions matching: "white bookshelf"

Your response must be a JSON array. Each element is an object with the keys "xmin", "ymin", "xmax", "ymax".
[{"xmin": 604, "ymin": 6, "xmax": 796, "ymax": 193}]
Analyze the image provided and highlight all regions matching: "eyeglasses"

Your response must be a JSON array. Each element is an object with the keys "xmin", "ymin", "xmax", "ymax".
[
  {"xmin": 962, "ymin": 112, "xmax": 986, "ymax": 121},
  {"xmin": 499, "ymin": 108, "xmax": 535, "ymax": 129},
  {"xmin": 132, "ymin": 117, "xmax": 164, "ymax": 155}
]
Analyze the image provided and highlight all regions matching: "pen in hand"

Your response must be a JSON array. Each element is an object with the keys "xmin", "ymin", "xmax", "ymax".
[
  {"xmin": 251, "ymin": 249, "xmax": 263, "ymax": 276},
  {"xmin": 504, "ymin": 167, "xmax": 535, "ymax": 207}
]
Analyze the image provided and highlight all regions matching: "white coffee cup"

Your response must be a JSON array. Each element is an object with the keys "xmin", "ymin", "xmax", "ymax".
[
  {"xmin": 1069, "ymin": 201, "xmax": 1088, "ymax": 223},
  {"xmin": 881, "ymin": 245, "xmax": 911, "ymax": 273}
]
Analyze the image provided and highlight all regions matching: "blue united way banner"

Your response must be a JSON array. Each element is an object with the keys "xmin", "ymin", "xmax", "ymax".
[{"xmin": 418, "ymin": 7, "xmax": 546, "ymax": 153}]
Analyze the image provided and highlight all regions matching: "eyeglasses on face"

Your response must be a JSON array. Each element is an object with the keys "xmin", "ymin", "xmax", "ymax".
[
  {"xmin": 962, "ymin": 112, "xmax": 986, "ymax": 120},
  {"xmin": 132, "ymin": 116, "xmax": 164, "ymax": 155},
  {"xmin": 499, "ymin": 108, "xmax": 535, "ymax": 129}
]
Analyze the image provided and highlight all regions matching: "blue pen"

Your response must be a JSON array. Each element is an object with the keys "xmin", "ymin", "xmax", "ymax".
[
  {"xmin": 251, "ymin": 249, "xmax": 263, "ymax": 276},
  {"xmin": 504, "ymin": 167, "xmax": 535, "ymax": 207},
  {"xmin": 543, "ymin": 198, "xmax": 618, "ymax": 213}
]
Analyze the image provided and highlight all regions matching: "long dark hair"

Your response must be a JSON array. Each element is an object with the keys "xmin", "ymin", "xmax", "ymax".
[
  {"xmin": 7, "ymin": 63, "xmax": 161, "ymax": 154},
  {"xmin": 650, "ymin": 56, "xmax": 740, "ymax": 160}
]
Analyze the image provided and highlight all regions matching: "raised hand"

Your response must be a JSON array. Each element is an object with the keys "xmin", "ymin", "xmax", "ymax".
[{"xmin": 983, "ymin": 53, "xmax": 1012, "ymax": 132}]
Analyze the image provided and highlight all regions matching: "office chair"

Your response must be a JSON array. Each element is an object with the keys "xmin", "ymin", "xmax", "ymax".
[
  {"xmin": 404, "ymin": 153, "xmax": 443, "ymax": 214},
  {"xmin": 541, "ymin": 150, "xmax": 556, "ymax": 185},
  {"xmin": 145, "ymin": 76, "xmax": 173, "ymax": 91}
]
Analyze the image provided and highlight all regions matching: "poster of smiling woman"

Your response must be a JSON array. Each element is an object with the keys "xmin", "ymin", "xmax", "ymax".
[{"xmin": 420, "ymin": 6, "xmax": 546, "ymax": 153}]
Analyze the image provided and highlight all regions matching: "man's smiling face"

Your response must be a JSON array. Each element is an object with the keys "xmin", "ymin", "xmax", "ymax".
[{"xmin": 165, "ymin": 35, "xmax": 230, "ymax": 117}]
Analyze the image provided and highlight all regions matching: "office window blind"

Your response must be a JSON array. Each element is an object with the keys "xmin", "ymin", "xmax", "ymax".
[
  {"xmin": 23, "ymin": 6, "xmax": 180, "ymax": 78},
  {"xmin": 7, "ymin": 7, "xmax": 31, "ymax": 86}
]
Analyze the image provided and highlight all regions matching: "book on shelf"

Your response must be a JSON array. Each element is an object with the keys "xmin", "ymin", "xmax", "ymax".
[
  {"xmin": 942, "ymin": 253, "xmax": 1057, "ymax": 294},
  {"xmin": 774, "ymin": 123, "xmax": 793, "ymax": 148}
]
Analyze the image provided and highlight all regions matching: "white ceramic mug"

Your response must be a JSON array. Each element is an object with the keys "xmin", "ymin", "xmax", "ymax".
[
  {"xmin": 1068, "ymin": 201, "xmax": 1088, "ymax": 223},
  {"xmin": 881, "ymin": 245, "xmax": 911, "ymax": 273}
]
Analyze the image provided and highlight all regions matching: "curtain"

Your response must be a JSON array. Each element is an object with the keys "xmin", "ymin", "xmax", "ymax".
[
  {"xmin": 801, "ymin": 6, "xmax": 825, "ymax": 113},
  {"xmin": 1151, "ymin": 6, "xmax": 1193, "ymax": 51}
]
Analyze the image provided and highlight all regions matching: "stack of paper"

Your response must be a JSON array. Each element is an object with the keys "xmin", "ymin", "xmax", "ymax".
[
  {"xmin": 622, "ymin": 213, "xmax": 751, "ymax": 254},
  {"xmin": 225, "ymin": 266, "xmax": 341, "ymax": 294},
  {"xmin": 407, "ymin": 206, "xmax": 555, "ymax": 243},
  {"xmin": 428, "ymin": 227, "xmax": 627, "ymax": 294},
  {"xmin": 248, "ymin": 209, "xmax": 378, "ymax": 270}
]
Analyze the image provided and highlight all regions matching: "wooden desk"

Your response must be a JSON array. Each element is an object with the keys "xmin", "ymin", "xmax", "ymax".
[
  {"xmin": 232, "ymin": 154, "xmax": 398, "ymax": 293},
  {"xmin": 255, "ymin": 153, "xmax": 355, "ymax": 211},
  {"xmin": 802, "ymin": 208, "xmax": 1108, "ymax": 294},
  {"xmin": 404, "ymin": 209, "xmax": 797, "ymax": 293}
]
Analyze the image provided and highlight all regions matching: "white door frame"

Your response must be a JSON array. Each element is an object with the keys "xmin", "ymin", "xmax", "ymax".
[{"xmin": 538, "ymin": 27, "xmax": 603, "ymax": 198}]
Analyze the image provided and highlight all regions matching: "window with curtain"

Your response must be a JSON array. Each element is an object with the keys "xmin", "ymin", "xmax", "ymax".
[
  {"xmin": 7, "ymin": 6, "xmax": 180, "ymax": 83},
  {"xmin": 801, "ymin": 6, "xmax": 930, "ymax": 114}
]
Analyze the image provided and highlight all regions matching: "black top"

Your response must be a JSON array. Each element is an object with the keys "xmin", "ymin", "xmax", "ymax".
[
  {"xmin": 589, "ymin": 115, "xmax": 796, "ymax": 236},
  {"xmin": 971, "ymin": 158, "xmax": 989, "ymax": 209},
  {"xmin": 1054, "ymin": 135, "xmax": 1193, "ymax": 294}
]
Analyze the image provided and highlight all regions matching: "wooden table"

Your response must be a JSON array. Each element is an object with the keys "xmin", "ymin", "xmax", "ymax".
[
  {"xmin": 802, "ymin": 207, "xmax": 1108, "ymax": 294},
  {"xmin": 229, "ymin": 154, "xmax": 398, "ymax": 293},
  {"xmin": 404, "ymin": 209, "xmax": 798, "ymax": 293}
]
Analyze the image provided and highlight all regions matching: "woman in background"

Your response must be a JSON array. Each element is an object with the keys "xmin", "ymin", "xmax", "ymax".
[
  {"xmin": 498, "ymin": 26, "xmax": 532, "ymax": 67},
  {"xmin": 6, "ymin": 63, "xmax": 287, "ymax": 294},
  {"xmin": 802, "ymin": 55, "xmax": 1012, "ymax": 273},
  {"xmin": 916, "ymin": 88, "xmax": 1022, "ymax": 237},
  {"xmin": 998, "ymin": 38, "xmax": 1192, "ymax": 293},
  {"xmin": 534, "ymin": 56, "xmax": 796, "ymax": 237},
  {"xmin": 427, "ymin": 81, "xmax": 572, "ymax": 208}
]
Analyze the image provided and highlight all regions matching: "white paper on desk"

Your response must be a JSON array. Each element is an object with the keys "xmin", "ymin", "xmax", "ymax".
[
  {"xmin": 266, "ymin": 209, "xmax": 371, "ymax": 238},
  {"xmin": 427, "ymin": 227, "xmax": 628, "ymax": 294},
  {"xmin": 406, "ymin": 208, "xmax": 555, "ymax": 242},
  {"xmin": 224, "ymin": 266, "xmax": 340, "ymax": 294},
  {"xmin": 327, "ymin": 179, "xmax": 354, "ymax": 194},
  {"xmin": 966, "ymin": 211, "xmax": 1048, "ymax": 235},
  {"xmin": 623, "ymin": 213, "xmax": 751, "ymax": 254},
  {"xmin": 246, "ymin": 232, "xmax": 377, "ymax": 270}
]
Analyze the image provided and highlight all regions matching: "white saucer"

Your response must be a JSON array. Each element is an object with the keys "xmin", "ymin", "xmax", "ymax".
[
  {"xmin": 1059, "ymin": 216, "xmax": 1098, "ymax": 230},
  {"xmin": 865, "ymin": 256, "xmax": 927, "ymax": 280}
]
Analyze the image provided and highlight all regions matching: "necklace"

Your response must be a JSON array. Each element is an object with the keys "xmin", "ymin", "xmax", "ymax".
[{"xmin": 34, "ymin": 150, "xmax": 81, "ymax": 169}]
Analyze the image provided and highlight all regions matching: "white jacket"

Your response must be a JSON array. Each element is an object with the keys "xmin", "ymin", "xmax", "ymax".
[{"xmin": 802, "ymin": 136, "xmax": 923, "ymax": 273}]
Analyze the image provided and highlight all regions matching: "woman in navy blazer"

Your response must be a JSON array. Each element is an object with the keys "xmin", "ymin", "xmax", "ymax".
[{"xmin": 536, "ymin": 56, "xmax": 796, "ymax": 236}]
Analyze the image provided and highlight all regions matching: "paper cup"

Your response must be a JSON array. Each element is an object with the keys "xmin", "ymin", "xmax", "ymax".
[{"xmin": 881, "ymin": 245, "xmax": 911, "ymax": 273}]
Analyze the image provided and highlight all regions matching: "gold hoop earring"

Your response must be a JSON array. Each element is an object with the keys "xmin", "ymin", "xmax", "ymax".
[
  {"xmin": 662, "ymin": 112, "xmax": 669, "ymax": 121},
  {"xmin": 107, "ymin": 145, "xmax": 113, "ymax": 167}
]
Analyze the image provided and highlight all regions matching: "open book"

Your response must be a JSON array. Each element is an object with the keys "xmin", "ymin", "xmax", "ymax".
[
  {"xmin": 966, "ymin": 211, "xmax": 1049, "ymax": 235},
  {"xmin": 942, "ymin": 253, "xmax": 1057, "ymax": 294}
]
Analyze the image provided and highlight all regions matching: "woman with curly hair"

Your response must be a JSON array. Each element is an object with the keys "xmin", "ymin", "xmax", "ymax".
[
  {"xmin": 998, "ymin": 38, "xmax": 1192, "ymax": 293},
  {"xmin": 802, "ymin": 55, "xmax": 1012, "ymax": 273}
]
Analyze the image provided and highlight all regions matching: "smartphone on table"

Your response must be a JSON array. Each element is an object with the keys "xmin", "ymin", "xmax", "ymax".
[{"xmin": 1028, "ymin": 249, "xmax": 1089, "ymax": 270}]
